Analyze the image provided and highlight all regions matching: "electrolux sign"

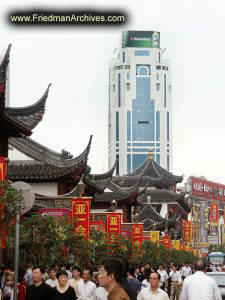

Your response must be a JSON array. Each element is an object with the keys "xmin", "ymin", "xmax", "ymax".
[{"xmin": 122, "ymin": 31, "xmax": 160, "ymax": 48}]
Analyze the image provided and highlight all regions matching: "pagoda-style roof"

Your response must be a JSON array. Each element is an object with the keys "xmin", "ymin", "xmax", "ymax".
[
  {"xmin": 83, "ymin": 160, "xmax": 117, "ymax": 193},
  {"xmin": 139, "ymin": 189, "xmax": 190, "ymax": 213},
  {"xmin": 0, "ymin": 45, "xmax": 50, "ymax": 138},
  {"xmin": 119, "ymin": 154, "xmax": 183, "ymax": 188},
  {"xmin": 93, "ymin": 178, "xmax": 148, "ymax": 204},
  {"xmin": 112, "ymin": 175, "xmax": 162, "ymax": 188},
  {"xmin": 8, "ymin": 135, "xmax": 92, "ymax": 181}
]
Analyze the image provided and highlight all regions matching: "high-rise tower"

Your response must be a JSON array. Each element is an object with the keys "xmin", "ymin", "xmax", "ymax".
[{"xmin": 108, "ymin": 31, "xmax": 172, "ymax": 175}]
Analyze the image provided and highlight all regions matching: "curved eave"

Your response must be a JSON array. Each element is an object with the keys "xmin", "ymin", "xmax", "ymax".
[
  {"xmin": 88, "ymin": 159, "xmax": 117, "ymax": 181},
  {"xmin": 0, "ymin": 44, "xmax": 11, "ymax": 84},
  {"xmin": 9, "ymin": 135, "xmax": 92, "ymax": 167},
  {"xmin": 94, "ymin": 189, "xmax": 138, "ymax": 203},
  {"xmin": 5, "ymin": 84, "xmax": 51, "ymax": 131},
  {"xmin": 84, "ymin": 176, "xmax": 110, "ymax": 194},
  {"xmin": 112, "ymin": 175, "xmax": 162, "ymax": 188}
]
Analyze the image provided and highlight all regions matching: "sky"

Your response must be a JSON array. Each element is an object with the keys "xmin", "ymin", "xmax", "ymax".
[{"xmin": 1, "ymin": 0, "xmax": 225, "ymax": 185}]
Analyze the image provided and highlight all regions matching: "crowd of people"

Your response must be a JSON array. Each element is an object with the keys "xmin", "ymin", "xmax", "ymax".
[{"xmin": 0, "ymin": 258, "xmax": 224, "ymax": 300}]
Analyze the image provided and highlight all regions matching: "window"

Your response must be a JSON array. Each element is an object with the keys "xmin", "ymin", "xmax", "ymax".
[
  {"xmin": 136, "ymin": 64, "xmax": 150, "ymax": 75},
  {"xmin": 118, "ymin": 73, "xmax": 121, "ymax": 107},
  {"xmin": 132, "ymin": 143, "xmax": 154, "ymax": 146},
  {"xmin": 164, "ymin": 74, "xmax": 167, "ymax": 107},
  {"xmin": 156, "ymin": 154, "xmax": 160, "ymax": 164},
  {"xmin": 116, "ymin": 154, "xmax": 119, "ymax": 175},
  {"xmin": 158, "ymin": 52, "xmax": 161, "ymax": 63},
  {"xmin": 156, "ymin": 65, "xmax": 161, "ymax": 70},
  {"xmin": 135, "ymin": 50, "xmax": 150, "ymax": 56},
  {"xmin": 112, "ymin": 84, "xmax": 115, "ymax": 92},
  {"xmin": 156, "ymin": 111, "xmax": 160, "ymax": 141},
  {"xmin": 156, "ymin": 73, "xmax": 159, "ymax": 80},
  {"xmin": 167, "ymin": 112, "xmax": 169, "ymax": 142},
  {"xmin": 138, "ymin": 121, "xmax": 149, "ymax": 124},
  {"xmin": 156, "ymin": 143, "xmax": 160, "ymax": 146},
  {"xmin": 167, "ymin": 149, "xmax": 169, "ymax": 153},
  {"xmin": 156, "ymin": 148, "xmax": 160, "ymax": 152},
  {"xmin": 132, "ymin": 148, "xmax": 150, "ymax": 152},
  {"xmin": 115, "ymin": 65, "xmax": 123, "ymax": 70},
  {"xmin": 156, "ymin": 83, "xmax": 160, "ymax": 91},
  {"xmin": 169, "ymin": 85, "xmax": 171, "ymax": 93},
  {"xmin": 127, "ymin": 154, "xmax": 131, "ymax": 174},
  {"xmin": 123, "ymin": 52, "xmax": 125, "ymax": 63},
  {"xmin": 126, "ymin": 83, "xmax": 130, "ymax": 90},
  {"xmin": 124, "ymin": 65, "xmax": 130, "ymax": 69},
  {"xmin": 162, "ymin": 66, "xmax": 168, "ymax": 70},
  {"xmin": 116, "ymin": 111, "xmax": 119, "ymax": 141},
  {"xmin": 133, "ymin": 154, "xmax": 148, "ymax": 171},
  {"xmin": 127, "ymin": 73, "xmax": 130, "ymax": 80}
]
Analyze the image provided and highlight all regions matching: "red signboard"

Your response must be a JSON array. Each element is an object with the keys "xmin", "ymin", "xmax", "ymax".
[
  {"xmin": 210, "ymin": 202, "xmax": 219, "ymax": 226},
  {"xmin": 90, "ymin": 221, "xmax": 106, "ymax": 233},
  {"xmin": 40, "ymin": 208, "xmax": 71, "ymax": 218},
  {"xmin": 190, "ymin": 176, "xmax": 225, "ymax": 202},
  {"xmin": 180, "ymin": 243, "xmax": 185, "ymax": 251},
  {"xmin": 107, "ymin": 213, "xmax": 122, "ymax": 252},
  {"xmin": 72, "ymin": 197, "xmax": 91, "ymax": 237},
  {"xmin": 163, "ymin": 236, "xmax": 171, "ymax": 249},
  {"xmin": 132, "ymin": 224, "xmax": 143, "ymax": 253},
  {"xmin": 0, "ymin": 157, "xmax": 7, "ymax": 250},
  {"xmin": 183, "ymin": 220, "xmax": 191, "ymax": 242}
]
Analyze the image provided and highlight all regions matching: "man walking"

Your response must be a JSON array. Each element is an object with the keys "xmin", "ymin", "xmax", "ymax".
[
  {"xmin": 180, "ymin": 260, "xmax": 222, "ymax": 300},
  {"xmin": 137, "ymin": 272, "xmax": 169, "ymax": 300},
  {"xmin": 181, "ymin": 263, "xmax": 192, "ymax": 281},
  {"xmin": 169, "ymin": 266, "xmax": 181, "ymax": 300},
  {"xmin": 157, "ymin": 265, "xmax": 168, "ymax": 291},
  {"xmin": 25, "ymin": 266, "xmax": 53, "ymax": 300},
  {"xmin": 75, "ymin": 269, "xmax": 96, "ymax": 300}
]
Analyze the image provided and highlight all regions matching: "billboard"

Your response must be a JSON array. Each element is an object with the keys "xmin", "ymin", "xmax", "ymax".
[
  {"xmin": 190, "ymin": 176, "xmax": 225, "ymax": 202},
  {"xmin": 122, "ymin": 31, "xmax": 160, "ymax": 48}
]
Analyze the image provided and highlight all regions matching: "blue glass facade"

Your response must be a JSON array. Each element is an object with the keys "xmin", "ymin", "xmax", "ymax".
[
  {"xmin": 116, "ymin": 154, "xmax": 119, "ymax": 175},
  {"xmin": 135, "ymin": 50, "xmax": 150, "ymax": 56},
  {"xmin": 133, "ymin": 154, "xmax": 148, "ymax": 171},
  {"xmin": 164, "ymin": 73, "xmax": 166, "ymax": 107},
  {"xmin": 167, "ymin": 154, "xmax": 169, "ymax": 171},
  {"xmin": 167, "ymin": 112, "xmax": 169, "ymax": 142},
  {"xmin": 116, "ymin": 111, "xmax": 119, "ymax": 141},
  {"xmin": 127, "ymin": 154, "xmax": 131, "ymax": 173},
  {"xmin": 156, "ymin": 154, "xmax": 160, "ymax": 164}
]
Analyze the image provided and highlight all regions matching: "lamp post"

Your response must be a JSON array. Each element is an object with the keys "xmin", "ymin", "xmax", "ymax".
[
  {"xmin": 77, "ymin": 176, "xmax": 85, "ymax": 198},
  {"xmin": 110, "ymin": 199, "xmax": 118, "ymax": 212}
]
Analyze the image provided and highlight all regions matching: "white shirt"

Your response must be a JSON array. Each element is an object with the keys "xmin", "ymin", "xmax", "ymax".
[
  {"xmin": 138, "ymin": 287, "xmax": 169, "ymax": 300},
  {"xmin": 181, "ymin": 266, "xmax": 192, "ymax": 278},
  {"xmin": 66, "ymin": 270, "xmax": 72, "ymax": 280},
  {"xmin": 45, "ymin": 278, "xmax": 58, "ymax": 288},
  {"xmin": 141, "ymin": 279, "xmax": 150, "ymax": 290},
  {"xmin": 169, "ymin": 271, "xmax": 181, "ymax": 283},
  {"xmin": 180, "ymin": 271, "xmax": 222, "ymax": 300},
  {"xmin": 75, "ymin": 280, "xmax": 96, "ymax": 300},
  {"xmin": 95, "ymin": 287, "xmax": 108, "ymax": 300},
  {"xmin": 68, "ymin": 278, "xmax": 83, "ymax": 290},
  {"xmin": 157, "ymin": 270, "xmax": 168, "ymax": 283}
]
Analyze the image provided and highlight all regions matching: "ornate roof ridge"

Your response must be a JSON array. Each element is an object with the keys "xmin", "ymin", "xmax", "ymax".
[
  {"xmin": 0, "ymin": 44, "xmax": 11, "ymax": 86},
  {"xmin": 9, "ymin": 135, "xmax": 92, "ymax": 167},
  {"xmin": 87, "ymin": 159, "xmax": 117, "ymax": 181},
  {"xmin": 153, "ymin": 159, "xmax": 183, "ymax": 182}
]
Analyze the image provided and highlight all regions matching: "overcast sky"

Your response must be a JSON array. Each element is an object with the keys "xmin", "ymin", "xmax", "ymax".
[{"xmin": 1, "ymin": 0, "xmax": 225, "ymax": 185}]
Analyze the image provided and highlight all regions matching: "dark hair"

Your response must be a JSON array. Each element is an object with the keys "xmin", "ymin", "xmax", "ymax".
[
  {"xmin": 194, "ymin": 260, "xmax": 206, "ymax": 271},
  {"xmin": 48, "ymin": 267, "xmax": 56, "ymax": 273},
  {"xmin": 128, "ymin": 265, "xmax": 135, "ymax": 277},
  {"xmin": 72, "ymin": 266, "xmax": 81, "ymax": 273},
  {"xmin": 109, "ymin": 254, "xmax": 129, "ymax": 277},
  {"xmin": 83, "ymin": 269, "xmax": 92, "ymax": 276},
  {"xmin": 65, "ymin": 264, "xmax": 71, "ymax": 270},
  {"xmin": 150, "ymin": 272, "xmax": 160, "ymax": 280},
  {"xmin": 56, "ymin": 269, "xmax": 68, "ymax": 279},
  {"xmin": 144, "ymin": 268, "xmax": 151, "ymax": 280},
  {"xmin": 32, "ymin": 266, "xmax": 45, "ymax": 274},
  {"xmin": 100, "ymin": 257, "xmax": 124, "ymax": 283}
]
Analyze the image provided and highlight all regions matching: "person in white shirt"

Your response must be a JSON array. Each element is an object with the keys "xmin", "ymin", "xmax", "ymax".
[
  {"xmin": 75, "ymin": 269, "xmax": 96, "ymax": 300},
  {"xmin": 157, "ymin": 265, "xmax": 168, "ymax": 291},
  {"xmin": 65, "ymin": 264, "xmax": 72, "ymax": 280},
  {"xmin": 138, "ymin": 272, "xmax": 169, "ymax": 300},
  {"xmin": 45, "ymin": 267, "xmax": 58, "ymax": 288},
  {"xmin": 68, "ymin": 266, "xmax": 83, "ymax": 291},
  {"xmin": 169, "ymin": 265, "xmax": 181, "ymax": 300},
  {"xmin": 141, "ymin": 268, "xmax": 151, "ymax": 290},
  {"xmin": 181, "ymin": 263, "xmax": 192, "ymax": 281},
  {"xmin": 95, "ymin": 287, "xmax": 108, "ymax": 300},
  {"xmin": 180, "ymin": 260, "xmax": 222, "ymax": 300}
]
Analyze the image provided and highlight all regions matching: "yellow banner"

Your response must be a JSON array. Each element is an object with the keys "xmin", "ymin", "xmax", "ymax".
[{"xmin": 150, "ymin": 231, "xmax": 160, "ymax": 243}]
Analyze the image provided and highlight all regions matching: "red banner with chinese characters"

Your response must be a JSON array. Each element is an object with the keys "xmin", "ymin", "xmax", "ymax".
[
  {"xmin": 0, "ymin": 157, "xmax": 7, "ymax": 250},
  {"xmin": 90, "ymin": 221, "xmax": 106, "ymax": 233},
  {"xmin": 210, "ymin": 202, "xmax": 219, "ymax": 226},
  {"xmin": 163, "ymin": 236, "xmax": 171, "ymax": 249},
  {"xmin": 183, "ymin": 220, "xmax": 191, "ymax": 242},
  {"xmin": 132, "ymin": 224, "xmax": 143, "ymax": 253},
  {"xmin": 72, "ymin": 197, "xmax": 91, "ymax": 238},
  {"xmin": 107, "ymin": 213, "xmax": 122, "ymax": 252}
]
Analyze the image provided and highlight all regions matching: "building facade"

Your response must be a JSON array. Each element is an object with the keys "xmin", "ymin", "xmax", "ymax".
[{"xmin": 108, "ymin": 31, "xmax": 172, "ymax": 175}]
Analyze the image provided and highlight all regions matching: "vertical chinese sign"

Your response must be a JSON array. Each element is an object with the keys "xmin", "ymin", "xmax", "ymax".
[
  {"xmin": 0, "ymin": 157, "xmax": 7, "ymax": 250},
  {"xmin": 210, "ymin": 202, "xmax": 219, "ymax": 227},
  {"xmin": 150, "ymin": 231, "xmax": 160, "ymax": 243},
  {"xmin": 132, "ymin": 224, "xmax": 143, "ymax": 254},
  {"xmin": 107, "ymin": 213, "xmax": 122, "ymax": 254},
  {"xmin": 163, "ymin": 236, "xmax": 171, "ymax": 249},
  {"xmin": 183, "ymin": 220, "xmax": 191, "ymax": 243},
  {"xmin": 199, "ymin": 201, "xmax": 208, "ymax": 251},
  {"xmin": 72, "ymin": 197, "xmax": 91, "ymax": 238}
]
